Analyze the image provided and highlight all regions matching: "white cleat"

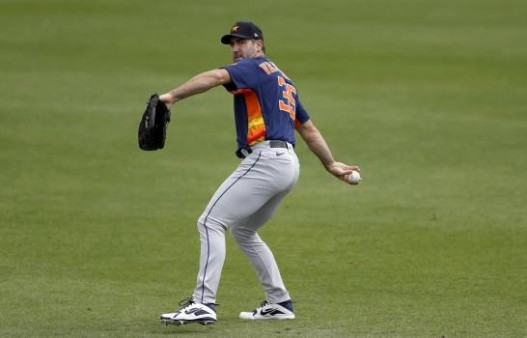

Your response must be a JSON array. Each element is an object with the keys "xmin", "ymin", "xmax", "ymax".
[
  {"xmin": 239, "ymin": 300, "xmax": 295, "ymax": 320},
  {"xmin": 160, "ymin": 298, "xmax": 217, "ymax": 326}
]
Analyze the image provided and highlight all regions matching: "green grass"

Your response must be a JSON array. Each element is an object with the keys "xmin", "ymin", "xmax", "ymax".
[{"xmin": 1, "ymin": 0, "xmax": 527, "ymax": 337}]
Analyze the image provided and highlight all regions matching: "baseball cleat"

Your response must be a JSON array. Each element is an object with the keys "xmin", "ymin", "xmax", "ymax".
[
  {"xmin": 160, "ymin": 298, "xmax": 217, "ymax": 326},
  {"xmin": 239, "ymin": 300, "xmax": 295, "ymax": 320}
]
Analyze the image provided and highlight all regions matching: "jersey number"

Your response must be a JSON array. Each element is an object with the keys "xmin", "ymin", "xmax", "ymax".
[{"xmin": 278, "ymin": 75, "xmax": 296, "ymax": 120}]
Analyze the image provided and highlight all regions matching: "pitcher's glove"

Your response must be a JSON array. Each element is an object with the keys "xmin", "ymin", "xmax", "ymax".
[{"xmin": 138, "ymin": 93, "xmax": 171, "ymax": 151}]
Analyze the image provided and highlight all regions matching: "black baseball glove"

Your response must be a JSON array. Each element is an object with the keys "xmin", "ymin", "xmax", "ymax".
[{"xmin": 138, "ymin": 93, "xmax": 171, "ymax": 151}]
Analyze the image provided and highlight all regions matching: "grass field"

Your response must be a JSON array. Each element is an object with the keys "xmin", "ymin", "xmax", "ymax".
[{"xmin": 1, "ymin": 0, "xmax": 526, "ymax": 337}]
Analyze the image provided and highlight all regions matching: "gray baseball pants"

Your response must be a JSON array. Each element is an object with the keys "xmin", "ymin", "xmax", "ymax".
[{"xmin": 192, "ymin": 141, "xmax": 299, "ymax": 305}]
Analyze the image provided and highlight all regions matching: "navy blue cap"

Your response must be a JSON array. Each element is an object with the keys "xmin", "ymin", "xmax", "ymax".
[{"xmin": 221, "ymin": 21, "xmax": 264, "ymax": 44}]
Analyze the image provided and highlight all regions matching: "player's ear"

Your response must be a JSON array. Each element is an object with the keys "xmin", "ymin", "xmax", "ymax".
[{"xmin": 256, "ymin": 39, "xmax": 265, "ymax": 53}]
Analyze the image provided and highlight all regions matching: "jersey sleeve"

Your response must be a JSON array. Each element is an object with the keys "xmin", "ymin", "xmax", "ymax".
[
  {"xmin": 295, "ymin": 98, "xmax": 310, "ymax": 125},
  {"xmin": 222, "ymin": 59, "xmax": 260, "ymax": 91}
]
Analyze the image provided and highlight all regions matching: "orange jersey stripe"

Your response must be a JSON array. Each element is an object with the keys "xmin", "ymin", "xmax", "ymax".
[{"xmin": 244, "ymin": 91, "xmax": 266, "ymax": 146}]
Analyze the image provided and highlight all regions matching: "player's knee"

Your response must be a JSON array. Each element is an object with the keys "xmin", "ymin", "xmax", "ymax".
[
  {"xmin": 197, "ymin": 214, "xmax": 227, "ymax": 232},
  {"xmin": 230, "ymin": 226, "xmax": 258, "ymax": 243}
]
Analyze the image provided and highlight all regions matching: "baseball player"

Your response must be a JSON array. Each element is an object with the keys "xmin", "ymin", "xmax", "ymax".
[{"xmin": 159, "ymin": 21, "xmax": 360, "ymax": 326}]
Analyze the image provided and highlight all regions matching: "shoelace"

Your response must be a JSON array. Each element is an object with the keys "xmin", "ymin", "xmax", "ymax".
[
  {"xmin": 175, "ymin": 297, "xmax": 219, "ymax": 312},
  {"xmin": 251, "ymin": 300, "xmax": 269, "ymax": 314},
  {"xmin": 178, "ymin": 297, "xmax": 194, "ymax": 307},
  {"xmin": 173, "ymin": 297, "xmax": 194, "ymax": 312}
]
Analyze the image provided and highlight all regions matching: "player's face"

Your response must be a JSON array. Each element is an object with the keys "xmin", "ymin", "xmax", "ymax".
[{"xmin": 229, "ymin": 38, "xmax": 262, "ymax": 61}]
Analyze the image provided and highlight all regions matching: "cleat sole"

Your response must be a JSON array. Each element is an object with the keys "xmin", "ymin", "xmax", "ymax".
[{"xmin": 161, "ymin": 318, "xmax": 216, "ymax": 326}]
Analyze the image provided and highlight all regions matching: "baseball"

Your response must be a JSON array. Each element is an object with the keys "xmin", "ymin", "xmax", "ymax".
[{"xmin": 346, "ymin": 170, "xmax": 361, "ymax": 185}]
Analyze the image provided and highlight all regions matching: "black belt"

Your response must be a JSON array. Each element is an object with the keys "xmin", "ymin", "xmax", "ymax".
[
  {"xmin": 269, "ymin": 140, "xmax": 290, "ymax": 149},
  {"xmin": 236, "ymin": 140, "xmax": 293, "ymax": 159}
]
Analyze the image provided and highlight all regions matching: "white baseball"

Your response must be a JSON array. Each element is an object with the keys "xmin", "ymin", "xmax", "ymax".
[{"xmin": 346, "ymin": 170, "xmax": 361, "ymax": 185}]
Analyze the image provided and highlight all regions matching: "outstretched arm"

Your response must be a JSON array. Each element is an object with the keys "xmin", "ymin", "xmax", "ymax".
[
  {"xmin": 159, "ymin": 69, "xmax": 231, "ymax": 107},
  {"xmin": 296, "ymin": 120, "xmax": 360, "ymax": 183}
]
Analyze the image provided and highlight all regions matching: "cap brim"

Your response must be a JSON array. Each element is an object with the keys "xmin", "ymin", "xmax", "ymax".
[{"xmin": 220, "ymin": 33, "xmax": 253, "ymax": 44}]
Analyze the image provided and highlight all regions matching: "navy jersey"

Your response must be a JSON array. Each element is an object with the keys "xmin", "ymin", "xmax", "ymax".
[{"xmin": 222, "ymin": 57, "xmax": 310, "ymax": 151}]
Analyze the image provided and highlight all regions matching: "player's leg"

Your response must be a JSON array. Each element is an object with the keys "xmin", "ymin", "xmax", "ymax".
[
  {"xmin": 191, "ymin": 151, "xmax": 289, "ymax": 304},
  {"xmin": 161, "ymin": 157, "xmax": 264, "ymax": 325},
  {"xmin": 230, "ymin": 191, "xmax": 291, "ymax": 302},
  {"xmin": 230, "ymin": 150, "xmax": 299, "ymax": 303},
  {"xmin": 160, "ymin": 157, "xmax": 262, "ymax": 325},
  {"xmin": 232, "ymin": 188, "xmax": 299, "ymax": 320},
  {"xmin": 230, "ymin": 148, "xmax": 299, "ymax": 320},
  {"xmin": 192, "ymin": 216, "xmax": 226, "ymax": 304}
]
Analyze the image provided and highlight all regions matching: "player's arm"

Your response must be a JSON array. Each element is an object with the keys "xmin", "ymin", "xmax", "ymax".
[
  {"xmin": 159, "ymin": 69, "xmax": 231, "ymax": 107},
  {"xmin": 296, "ymin": 120, "xmax": 359, "ymax": 179}
]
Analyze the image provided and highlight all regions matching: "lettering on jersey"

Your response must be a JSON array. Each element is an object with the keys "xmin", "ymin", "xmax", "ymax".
[
  {"xmin": 259, "ymin": 61, "xmax": 279, "ymax": 75},
  {"xmin": 259, "ymin": 61, "xmax": 292, "ymax": 81},
  {"xmin": 278, "ymin": 75, "xmax": 296, "ymax": 120}
]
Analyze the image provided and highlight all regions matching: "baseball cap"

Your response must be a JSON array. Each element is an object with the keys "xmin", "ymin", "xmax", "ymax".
[{"xmin": 221, "ymin": 21, "xmax": 264, "ymax": 44}]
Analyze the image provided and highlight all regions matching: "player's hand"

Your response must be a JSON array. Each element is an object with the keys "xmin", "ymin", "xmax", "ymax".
[
  {"xmin": 158, "ymin": 93, "xmax": 173, "ymax": 109},
  {"xmin": 326, "ymin": 161, "xmax": 360, "ymax": 181}
]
